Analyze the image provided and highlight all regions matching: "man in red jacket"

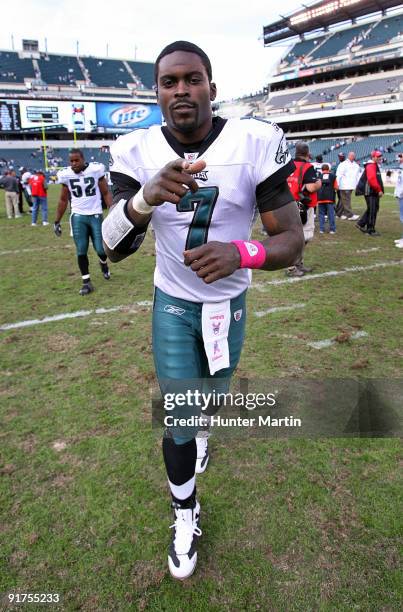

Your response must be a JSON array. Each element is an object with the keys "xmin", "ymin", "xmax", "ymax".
[
  {"xmin": 286, "ymin": 142, "xmax": 321, "ymax": 276},
  {"xmin": 356, "ymin": 150, "xmax": 384, "ymax": 237},
  {"xmin": 29, "ymin": 171, "xmax": 48, "ymax": 227}
]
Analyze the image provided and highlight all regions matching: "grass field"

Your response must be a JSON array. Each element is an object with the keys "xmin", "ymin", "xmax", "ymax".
[{"xmin": 0, "ymin": 185, "xmax": 402, "ymax": 611}]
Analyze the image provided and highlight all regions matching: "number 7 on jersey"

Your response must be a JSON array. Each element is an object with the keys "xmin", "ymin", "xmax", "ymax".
[{"xmin": 176, "ymin": 186, "xmax": 219, "ymax": 250}]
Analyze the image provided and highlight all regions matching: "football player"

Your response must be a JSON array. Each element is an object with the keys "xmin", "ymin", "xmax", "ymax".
[
  {"xmin": 54, "ymin": 149, "xmax": 112, "ymax": 295},
  {"xmin": 102, "ymin": 41, "xmax": 304, "ymax": 579}
]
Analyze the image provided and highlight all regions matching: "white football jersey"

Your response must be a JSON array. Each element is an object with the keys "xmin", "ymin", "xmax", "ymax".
[
  {"xmin": 57, "ymin": 162, "xmax": 105, "ymax": 215},
  {"xmin": 110, "ymin": 118, "xmax": 292, "ymax": 303}
]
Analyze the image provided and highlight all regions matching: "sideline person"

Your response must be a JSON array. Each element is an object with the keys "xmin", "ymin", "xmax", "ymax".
[
  {"xmin": 355, "ymin": 150, "xmax": 384, "ymax": 236},
  {"xmin": 286, "ymin": 141, "xmax": 321, "ymax": 277},
  {"xmin": 335, "ymin": 151, "xmax": 360, "ymax": 220}
]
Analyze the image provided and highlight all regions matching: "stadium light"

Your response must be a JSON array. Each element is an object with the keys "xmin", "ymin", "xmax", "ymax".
[{"xmin": 290, "ymin": 0, "xmax": 363, "ymax": 26}]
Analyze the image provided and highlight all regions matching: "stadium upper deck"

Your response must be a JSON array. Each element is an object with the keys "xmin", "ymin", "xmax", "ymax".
[
  {"xmin": 275, "ymin": 10, "xmax": 402, "ymax": 84},
  {"xmin": 0, "ymin": 48, "xmax": 155, "ymax": 102},
  {"xmin": 263, "ymin": 0, "xmax": 403, "ymax": 44},
  {"xmin": 217, "ymin": 2, "xmax": 403, "ymax": 138}
]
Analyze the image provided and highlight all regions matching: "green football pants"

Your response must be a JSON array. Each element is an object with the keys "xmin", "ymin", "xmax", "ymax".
[
  {"xmin": 152, "ymin": 287, "xmax": 247, "ymax": 443},
  {"xmin": 70, "ymin": 213, "xmax": 106, "ymax": 259}
]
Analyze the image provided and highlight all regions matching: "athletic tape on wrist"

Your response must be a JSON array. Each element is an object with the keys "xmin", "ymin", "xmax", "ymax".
[
  {"xmin": 102, "ymin": 198, "xmax": 134, "ymax": 250},
  {"xmin": 231, "ymin": 240, "xmax": 266, "ymax": 269},
  {"xmin": 131, "ymin": 186, "xmax": 154, "ymax": 215}
]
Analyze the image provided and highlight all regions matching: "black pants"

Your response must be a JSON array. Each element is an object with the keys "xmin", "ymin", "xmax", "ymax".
[
  {"xmin": 357, "ymin": 195, "xmax": 379, "ymax": 233},
  {"xmin": 18, "ymin": 187, "xmax": 24, "ymax": 214}
]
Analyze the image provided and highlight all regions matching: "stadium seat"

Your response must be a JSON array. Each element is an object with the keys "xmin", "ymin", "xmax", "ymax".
[
  {"xmin": 283, "ymin": 36, "xmax": 327, "ymax": 66},
  {"xmin": 38, "ymin": 54, "xmax": 83, "ymax": 86},
  {"xmin": 345, "ymin": 76, "xmax": 401, "ymax": 99},
  {"xmin": 0, "ymin": 51, "xmax": 35, "ymax": 83},
  {"xmin": 266, "ymin": 90, "xmax": 308, "ymax": 110},
  {"xmin": 302, "ymin": 84, "xmax": 349, "ymax": 106},
  {"xmin": 310, "ymin": 24, "xmax": 370, "ymax": 60},
  {"xmin": 0, "ymin": 147, "xmax": 110, "ymax": 173},
  {"xmin": 359, "ymin": 14, "xmax": 403, "ymax": 49},
  {"xmin": 127, "ymin": 61, "xmax": 154, "ymax": 90},
  {"xmin": 80, "ymin": 57, "xmax": 133, "ymax": 88}
]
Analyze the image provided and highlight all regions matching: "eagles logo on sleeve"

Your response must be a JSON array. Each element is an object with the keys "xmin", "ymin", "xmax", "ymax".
[{"xmin": 275, "ymin": 136, "xmax": 290, "ymax": 166}]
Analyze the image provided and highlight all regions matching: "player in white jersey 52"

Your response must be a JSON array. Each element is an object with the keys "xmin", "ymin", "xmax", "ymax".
[
  {"xmin": 102, "ymin": 41, "xmax": 304, "ymax": 580},
  {"xmin": 54, "ymin": 149, "xmax": 112, "ymax": 295}
]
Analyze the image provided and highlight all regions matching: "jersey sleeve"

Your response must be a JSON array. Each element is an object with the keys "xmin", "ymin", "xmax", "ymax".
[
  {"xmin": 256, "ymin": 180, "xmax": 295, "ymax": 213},
  {"xmin": 109, "ymin": 134, "xmax": 143, "ymax": 205},
  {"xmin": 109, "ymin": 135, "xmax": 142, "ymax": 182},
  {"xmin": 302, "ymin": 165, "xmax": 318, "ymax": 184},
  {"xmin": 57, "ymin": 169, "xmax": 68, "ymax": 186},
  {"xmin": 251, "ymin": 120, "xmax": 295, "ymax": 188},
  {"xmin": 95, "ymin": 163, "xmax": 105, "ymax": 181},
  {"xmin": 110, "ymin": 171, "xmax": 141, "ymax": 206}
]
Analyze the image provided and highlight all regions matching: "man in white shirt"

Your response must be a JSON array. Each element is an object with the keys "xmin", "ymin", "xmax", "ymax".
[
  {"xmin": 102, "ymin": 40, "xmax": 304, "ymax": 580},
  {"xmin": 336, "ymin": 151, "xmax": 361, "ymax": 220}
]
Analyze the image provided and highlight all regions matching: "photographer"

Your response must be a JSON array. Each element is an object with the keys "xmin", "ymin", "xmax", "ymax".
[{"xmin": 286, "ymin": 142, "xmax": 322, "ymax": 277}]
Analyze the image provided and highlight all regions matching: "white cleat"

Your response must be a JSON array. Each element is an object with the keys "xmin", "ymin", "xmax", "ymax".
[
  {"xmin": 168, "ymin": 501, "xmax": 201, "ymax": 580},
  {"xmin": 195, "ymin": 432, "xmax": 209, "ymax": 474},
  {"xmin": 348, "ymin": 215, "xmax": 360, "ymax": 221}
]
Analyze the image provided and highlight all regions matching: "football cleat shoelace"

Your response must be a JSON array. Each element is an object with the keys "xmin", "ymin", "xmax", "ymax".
[{"xmin": 170, "ymin": 507, "xmax": 202, "ymax": 555}]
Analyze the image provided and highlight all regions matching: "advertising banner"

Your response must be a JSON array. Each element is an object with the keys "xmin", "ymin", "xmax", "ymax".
[
  {"xmin": 0, "ymin": 100, "xmax": 21, "ymax": 131},
  {"xmin": 96, "ymin": 102, "xmax": 161, "ymax": 132},
  {"xmin": 19, "ymin": 100, "xmax": 97, "ymax": 132}
]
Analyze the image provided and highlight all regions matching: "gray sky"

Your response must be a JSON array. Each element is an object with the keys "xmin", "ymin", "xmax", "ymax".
[{"xmin": 0, "ymin": 0, "xmax": 302, "ymax": 99}]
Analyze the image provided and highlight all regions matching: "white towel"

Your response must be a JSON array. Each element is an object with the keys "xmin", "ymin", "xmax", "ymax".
[{"xmin": 201, "ymin": 301, "xmax": 231, "ymax": 375}]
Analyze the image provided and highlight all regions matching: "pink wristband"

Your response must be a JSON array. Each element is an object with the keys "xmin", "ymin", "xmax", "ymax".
[{"xmin": 231, "ymin": 240, "xmax": 266, "ymax": 269}]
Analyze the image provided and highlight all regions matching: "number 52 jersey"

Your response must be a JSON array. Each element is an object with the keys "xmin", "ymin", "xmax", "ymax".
[
  {"xmin": 110, "ymin": 118, "xmax": 293, "ymax": 303},
  {"xmin": 57, "ymin": 162, "xmax": 105, "ymax": 215}
]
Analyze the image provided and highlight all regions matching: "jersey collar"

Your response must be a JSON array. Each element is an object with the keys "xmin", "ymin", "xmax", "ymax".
[
  {"xmin": 161, "ymin": 116, "xmax": 227, "ymax": 159},
  {"xmin": 72, "ymin": 162, "xmax": 89, "ymax": 175}
]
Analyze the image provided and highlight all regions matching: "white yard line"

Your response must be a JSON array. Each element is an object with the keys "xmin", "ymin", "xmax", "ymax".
[
  {"xmin": 356, "ymin": 247, "xmax": 380, "ymax": 253},
  {"xmin": 0, "ymin": 244, "xmax": 74, "ymax": 256},
  {"xmin": 254, "ymin": 303, "xmax": 306, "ymax": 318},
  {"xmin": 2, "ymin": 259, "xmax": 402, "ymax": 332},
  {"xmin": 0, "ymin": 301, "xmax": 153, "ymax": 331},
  {"xmin": 308, "ymin": 331, "xmax": 369, "ymax": 349},
  {"xmin": 251, "ymin": 259, "xmax": 403, "ymax": 290}
]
